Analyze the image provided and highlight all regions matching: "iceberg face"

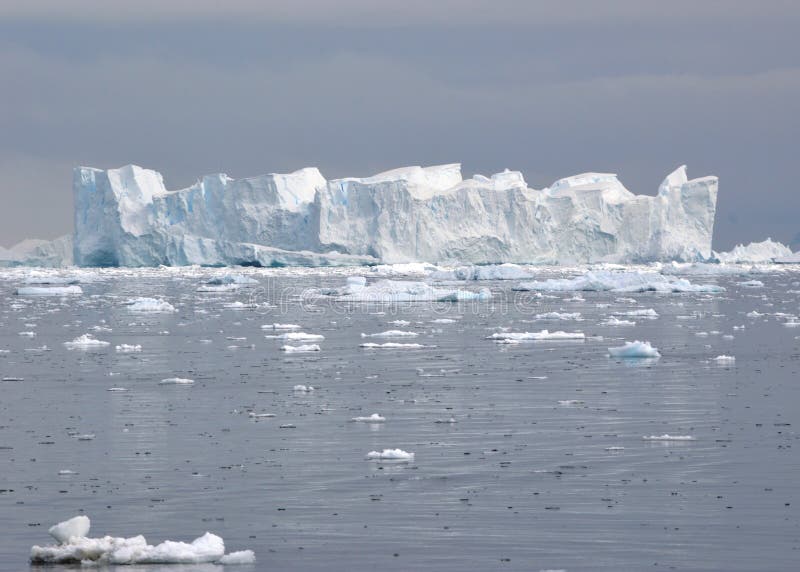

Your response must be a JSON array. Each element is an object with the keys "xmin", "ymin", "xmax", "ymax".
[{"xmin": 72, "ymin": 162, "xmax": 719, "ymax": 267}]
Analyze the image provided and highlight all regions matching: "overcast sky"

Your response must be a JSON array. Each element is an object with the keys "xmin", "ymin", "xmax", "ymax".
[{"xmin": 1, "ymin": 0, "xmax": 798, "ymax": 250}]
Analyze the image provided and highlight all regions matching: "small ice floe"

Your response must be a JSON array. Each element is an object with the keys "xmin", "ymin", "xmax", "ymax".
[
  {"xmin": 622, "ymin": 308, "xmax": 659, "ymax": 318},
  {"xmin": 262, "ymin": 323, "xmax": 301, "ymax": 330},
  {"xmin": 608, "ymin": 340, "xmax": 660, "ymax": 358},
  {"xmin": 293, "ymin": 384, "xmax": 315, "ymax": 392},
  {"xmin": 366, "ymin": 448, "xmax": 414, "ymax": 461},
  {"xmin": 558, "ymin": 400, "xmax": 585, "ymax": 406},
  {"xmin": 430, "ymin": 318, "xmax": 457, "ymax": 324},
  {"xmin": 106, "ymin": 387, "xmax": 128, "ymax": 392},
  {"xmin": 388, "ymin": 319, "xmax": 411, "ymax": 326},
  {"xmin": 77, "ymin": 434, "xmax": 95, "ymax": 441},
  {"xmin": 602, "ymin": 317, "xmax": 635, "ymax": 326},
  {"xmin": 279, "ymin": 423, "xmax": 297, "ymax": 429},
  {"xmin": 206, "ymin": 274, "xmax": 258, "ymax": 286},
  {"xmin": 15, "ymin": 286, "xmax": 83, "ymax": 296},
  {"xmin": 115, "ymin": 344, "xmax": 142, "ymax": 352},
  {"xmin": 90, "ymin": 325, "xmax": 112, "ymax": 332},
  {"xmin": 738, "ymin": 280, "xmax": 764, "ymax": 288},
  {"xmin": 19, "ymin": 331, "xmax": 36, "ymax": 337},
  {"xmin": 695, "ymin": 331, "xmax": 709, "ymax": 337},
  {"xmin": 514, "ymin": 270, "xmax": 723, "ymax": 293},
  {"xmin": 64, "ymin": 334, "xmax": 110, "ymax": 349},
  {"xmin": 2, "ymin": 377, "xmax": 24, "ymax": 381},
  {"xmin": 535, "ymin": 312, "xmax": 581, "ymax": 320},
  {"xmin": 490, "ymin": 330, "xmax": 585, "ymax": 342},
  {"xmin": 434, "ymin": 417, "xmax": 457, "ymax": 424},
  {"xmin": 783, "ymin": 319, "xmax": 800, "ymax": 327},
  {"xmin": 30, "ymin": 515, "xmax": 254, "ymax": 565},
  {"xmin": 58, "ymin": 469, "xmax": 77, "ymax": 475},
  {"xmin": 277, "ymin": 332, "xmax": 325, "ymax": 342},
  {"xmin": 126, "ymin": 297, "xmax": 177, "ymax": 313},
  {"xmin": 605, "ymin": 446, "xmax": 625, "ymax": 451},
  {"xmin": 224, "ymin": 301, "xmax": 250, "ymax": 310},
  {"xmin": 360, "ymin": 342, "xmax": 430, "ymax": 349},
  {"xmin": 159, "ymin": 377, "xmax": 194, "ymax": 385},
  {"xmin": 360, "ymin": 330, "xmax": 419, "ymax": 338},
  {"xmin": 746, "ymin": 311, "xmax": 763, "ymax": 318},
  {"xmin": 248, "ymin": 412, "xmax": 275, "ymax": 419},
  {"xmin": 351, "ymin": 413, "xmax": 386, "ymax": 423},
  {"xmin": 642, "ymin": 434, "xmax": 695, "ymax": 441},
  {"xmin": 281, "ymin": 344, "xmax": 321, "ymax": 353},
  {"xmin": 713, "ymin": 355, "xmax": 736, "ymax": 364}
]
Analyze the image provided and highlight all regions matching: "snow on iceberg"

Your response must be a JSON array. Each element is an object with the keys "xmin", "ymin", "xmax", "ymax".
[
  {"xmin": 608, "ymin": 340, "xmax": 661, "ymax": 358},
  {"xmin": 514, "ymin": 270, "xmax": 724, "ymax": 293},
  {"xmin": 72, "ymin": 162, "xmax": 718, "ymax": 267},
  {"xmin": 15, "ymin": 285, "xmax": 82, "ymax": 296},
  {"xmin": 30, "ymin": 515, "xmax": 254, "ymax": 565}
]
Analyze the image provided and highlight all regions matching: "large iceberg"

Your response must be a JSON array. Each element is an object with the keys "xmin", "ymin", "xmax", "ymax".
[{"xmin": 71, "ymin": 162, "xmax": 718, "ymax": 267}]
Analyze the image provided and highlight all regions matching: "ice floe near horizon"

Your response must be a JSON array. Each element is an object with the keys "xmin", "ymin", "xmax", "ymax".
[
  {"xmin": 320, "ymin": 276, "xmax": 491, "ymax": 303},
  {"xmin": 514, "ymin": 270, "xmax": 724, "ymax": 293},
  {"xmin": 429, "ymin": 264, "xmax": 533, "ymax": 281},
  {"xmin": 360, "ymin": 342, "xmax": 431, "ymax": 349},
  {"xmin": 360, "ymin": 330, "xmax": 419, "ymax": 338},
  {"xmin": 30, "ymin": 515, "xmax": 254, "ymax": 565}
]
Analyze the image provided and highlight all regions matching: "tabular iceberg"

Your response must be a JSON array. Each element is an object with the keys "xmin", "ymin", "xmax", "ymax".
[{"xmin": 72, "ymin": 162, "xmax": 718, "ymax": 267}]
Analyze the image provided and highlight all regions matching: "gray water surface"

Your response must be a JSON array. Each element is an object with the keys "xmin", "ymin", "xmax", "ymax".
[{"xmin": 1, "ymin": 267, "xmax": 798, "ymax": 571}]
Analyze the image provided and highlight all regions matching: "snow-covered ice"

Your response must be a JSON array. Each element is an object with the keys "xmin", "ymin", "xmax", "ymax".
[
  {"xmin": 159, "ymin": 377, "xmax": 195, "ymax": 385},
  {"xmin": 281, "ymin": 344, "xmax": 321, "ymax": 353},
  {"xmin": 515, "ymin": 270, "xmax": 724, "ymax": 293},
  {"xmin": 115, "ymin": 344, "xmax": 142, "ymax": 352},
  {"xmin": 15, "ymin": 285, "xmax": 82, "ymax": 296},
  {"xmin": 64, "ymin": 334, "xmax": 110, "ymax": 349},
  {"xmin": 366, "ymin": 449, "xmax": 414, "ymax": 461},
  {"xmin": 325, "ymin": 277, "xmax": 491, "ymax": 303},
  {"xmin": 490, "ymin": 330, "xmax": 585, "ymax": 341},
  {"xmin": 360, "ymin": 330, "xmax": 419, "ymax": 338},
  {"xmin": 126, "ymin": 297, "xmax": 177, "ymax": 313},
  {"xmin": 351, "ymin": 413, "xmax": 386, "ymax": 423}
]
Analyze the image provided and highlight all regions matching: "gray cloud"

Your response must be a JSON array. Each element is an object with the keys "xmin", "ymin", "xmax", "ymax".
[{"xmin": 1, "ymin": 2, "xmax": 799, "ymax": 249}]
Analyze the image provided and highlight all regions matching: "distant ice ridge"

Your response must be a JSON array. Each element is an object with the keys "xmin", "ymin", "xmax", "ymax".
[
  {"xmin": 70, "ymin": 162, "xmax": 718, "ymax": 267},
  {"xmin": 514, "ymin": 270, "xmax": 724, "ymax": 293},
  {"xmin": 30, "ymin": 515, "xmax": 254, "ymax": 565},
  {"xmin": 714, "ymin": 238, "xmax": 792, "ymax": 263}
]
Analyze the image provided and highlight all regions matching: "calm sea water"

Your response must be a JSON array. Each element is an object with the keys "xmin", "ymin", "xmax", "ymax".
[{"xmin": 1, "ymin": 266, "xmax": 798, "ymax": 571}]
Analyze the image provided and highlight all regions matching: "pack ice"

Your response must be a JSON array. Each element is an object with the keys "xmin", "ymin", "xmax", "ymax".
[{"xmin": 71, "ymin": 163, "xmax": 718, "ymax": 266}]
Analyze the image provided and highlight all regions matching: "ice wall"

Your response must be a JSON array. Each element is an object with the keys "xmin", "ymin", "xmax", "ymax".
[{"xmin": 71, "ymin": 162, "xmax": 718, "ymax": 267}]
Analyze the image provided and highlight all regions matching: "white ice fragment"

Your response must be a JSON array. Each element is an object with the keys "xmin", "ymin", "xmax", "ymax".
[
  {"xmin": 351, "ymin": 413, "xmax": 386, "ymax": 423},
  {"xmin": 262, "ymin": 323, "xmax": 301, "ymax": 330},
  {"xmin": 642, "ymin": 434, "xmax": 695, "ymax": 441},
  {"xmin": 515, "ymin": 270, "xmax": 723, "ymax": 293},
  {"xmin": 388, "ymin": 320, "xmax": 411, "ymax": 326},
  {"xmin": 293, "ymin": 384, "xmax": 314, "ymax": 392},
  {"xmin": 64, "ymin": 334, "xmax": 110, "ymax": 349},
  {"xmin": 535, "ymin": 312, "xmax": 581, "ymax": 320},
  {"xmin": 366, "ymin": 448, "xmax": 414, "ymax": 461},
  {"xmin": 277, "ymin": 332, "xmax": 325, "ymax": 342},
  {"xmin": 126, "ymin": 297, "xmax": 177, "ymax": 313},
  {"xmin": 115, "ymin": 344, "xmax": 142, "ymax": 352},
  {"xmin": 48, "ymin": 515, "xmax": 91, "ymax": 544},
  {"xmin": 602, "ymin": 317, "xmax": 635, "ymax": 326},
  {"xmin": 218, "ymin": 550, "xmax": 256, "ymax": 565},
  {"xmin": 490, "ymin": 330, "xmax": 585, "ymax": 341},
  {"xmin": 15, "ymin": 286, "xmax": 83, "ymax": 296},
  {"xmin": 281, "ymin": 344, "xmax": 321, "ymax": 353},
  {"xmin": 713, "ymin": 355, "xmax": 736, "ymax": 363},
  {"xmin": 360, "ymin": 330, "xmax": 419, "ymax": 338},
  {"xmin": 608, "ymin": 340, "xmax": 660, "ymax": 358},
  {"xmin": 359, "ymin": 342, "xmax": 430, "ymax": 349},
  {"xmin": 159, "ymin": 377, "xmax": 194, "ymax": 385}
]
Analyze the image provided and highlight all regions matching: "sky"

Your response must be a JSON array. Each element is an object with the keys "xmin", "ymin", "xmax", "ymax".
[{"xmin": 1, "ymin": 0, "xmax": 799, "ymax": 251}]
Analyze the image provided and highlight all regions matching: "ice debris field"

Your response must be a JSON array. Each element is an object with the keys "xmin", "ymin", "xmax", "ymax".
[{"xmin": 1, "ymin": 255, "xmax": 800, "ymax": 570}]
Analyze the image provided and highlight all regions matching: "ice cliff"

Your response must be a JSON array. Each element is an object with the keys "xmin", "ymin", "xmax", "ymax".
[{"xmin": 71, "ymin": 163, "xmax": 719, "ymax": 267}]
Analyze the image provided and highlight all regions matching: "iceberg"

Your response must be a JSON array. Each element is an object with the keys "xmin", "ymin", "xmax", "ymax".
[
  {"xmin": 714, "ymin": 238, "xmax": 793, "ymax": 263},
  {"xmin": 71, "ymin": 162, "xmax": 718, "ymax": 267},
  {"xmin": 514, "ymin": 270, "xmax": 724, "ymax": 293}
]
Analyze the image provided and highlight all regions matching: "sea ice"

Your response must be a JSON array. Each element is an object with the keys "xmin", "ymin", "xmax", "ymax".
[
  {"xmin": 642, "ymin": 435, "xmax": 695, "ymax": 441},
  {"xmin": 351, "ymin": 413, "xmax": 386, "ymax": 423},
  {"xmin": 326, "ymin": 277, "xmax": 491, "ymax": 303},
  {"xmin": 115, "ymin": 344, "xmax": 142, "ymax": 352},
  {"xmin": 277, "ymin": 332, "xmax": 325, "ymax": 342},
  {"xmin": 64, "ymin": 334, "xmax": 110, "ymax": 349},
  {"xmin": 515, "ymin": 270, "xmax": 723, "ymax": 293},
  {"xmin": 281, "ymin": 344, "xmax": 321, "ymax": 353},
  {"xmin": 126, "ymin": 298, "xmax": 177, "ymax": 313},
  {"xmin": 159, "ymin": 377, "xmax": 195, "ymax": 385},
  {"xmin": 366, "ymin": 449, "xmax": 414, "ymax": 461},
  {"xmin": 15, "ymin": 285, "xmax": 83, "ymax": 296},
  {"xmin": 490, "ymin": 330, "xmax": 585, "ymax": 341},
  {"xmin": 359, "ymin": 342, "xmax": 430, "ymax": 349},
  {"xmin": 360, "ymin": 330, "xmax": 419, "ymax": 338},
  {"xmin": 608, "ymin": 341, "xmax": 661, "ymax": 358}
]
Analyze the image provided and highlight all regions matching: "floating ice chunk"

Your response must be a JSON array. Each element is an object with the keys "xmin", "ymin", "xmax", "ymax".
[
  {"xmin": 262, "ymin": 323, "xmax": 301, "ymax": 330},
  {"xmin": 515, "ymin": 270, "xmax": 723, "ymax": 293},
  {"xmin": 713, "ymin": 355, "xmax": 736, "ymax": 363},
  {"xmin": 107, "ymin": 387, "xmax": 128, "ymax": 392},
  {"xmin": 115, "ymin": 344, "xmax": 142, "ymax": 352},
  {"xmin": 605, "ymin": 446, "xmax": 625, "ymax": 451},
  {"xmin": 621, "ymin": 308, "xmax": 659, "ymax": 318},
  {"xmin": 737, "ymin": 280, "xmax": 764, "ymax": 288},
  {"xmin": 218, "ymin": 550, "xmax": 256, "ymax": 565},
  {"xmin": 715, "ymin": 238, "xmax": 792, "ymax": 263},
  {"xmin": 360, "ymin": 330, "xmax": 419, "ymax": 338},
  {"xmin": 293, "ymin": 384, "xmax": 315, "ymax": 392},
  {"xmin": 206, "ymin": 274, "xmax": 258, "ymax": 285},
  {"xmin": 642, "ymin": 434, "xmax": 695, "ymax": 441},
  {"xmin": 535, "ymin": 312, "xmax": 581, "ymax": 320},
  {"xmin": 608, "ymin": 340, "xmax": 660, "ymax": 358},
  {"xmin": 248, "ymin": 412, "xmax": 275, "ymax": 419},
  {"xmin": 15, "ymin": 285, "xmax": 83, "ymax": 296},
  {"xmin": 746, "ymin": 311, "xmax": 762, "ymax": 318},
  {"xmin": 366, "ymin": 448, "xmax": 414, "ymax": 461},
  {"xmin": 434, "ymin": 417, "xmax": 457, "ymax": 424},
  {"xmin": 490, "ymin": 330, "xmax": 585, "ymax": 341},
  {"xmin": 58, "ymin": 469, "xmax": 78, "ymax": 475},
  {"xmin": 327, "ymin": 278, "xmax": 491, "ymax": 302},
  {"xmin": 159, "ymin": 377, "xmax": 194, "ymax": 385},
  {"xmin": 281, "ymin": 344, "xmax": 321, "ymax": 353},
  {"xmin": 77, "ymin": 434, "xmax": 95, "ymax": 441},
  {"xmin": 351, "ymin": 413, "xmax": 386, "ymax": 423},
  {"xmin": 360, "ymin": 342, "xmax": 430, "ymax": 349},
  {"xmin": 558, "ymin": 400, "xmax": 584, "ymax": 406},
  {"xmin": 126, "ymin": 297, "xmax": 177, "ymax": 313},
  {"xmin": 430, "ymin": 264, "xmax": 532, "ymax": 281},
  {"xmin": 277, "ymin": 332, "xmax": 324, "ymax": 342},
  {"xmin": 49, "ymin": 515, "xmax": 91, "ymax": 543},
  {"xmin": 64, "ymin": 334, "xmax": 110, "ymax": 349},
  {"xmin": 388, "ymin": 320, "xmax": 411, "ymax": 326},
  {"xmin": 19, "ymin": 331, "xmax": 36, "ymax": 337},
  {"xmin": 430, "ymin": 318, "xmax": 457, "ymax": 324},
  {"xmin": 602, "ymin": 317, "xmax": 635, "ymax": 326}
]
